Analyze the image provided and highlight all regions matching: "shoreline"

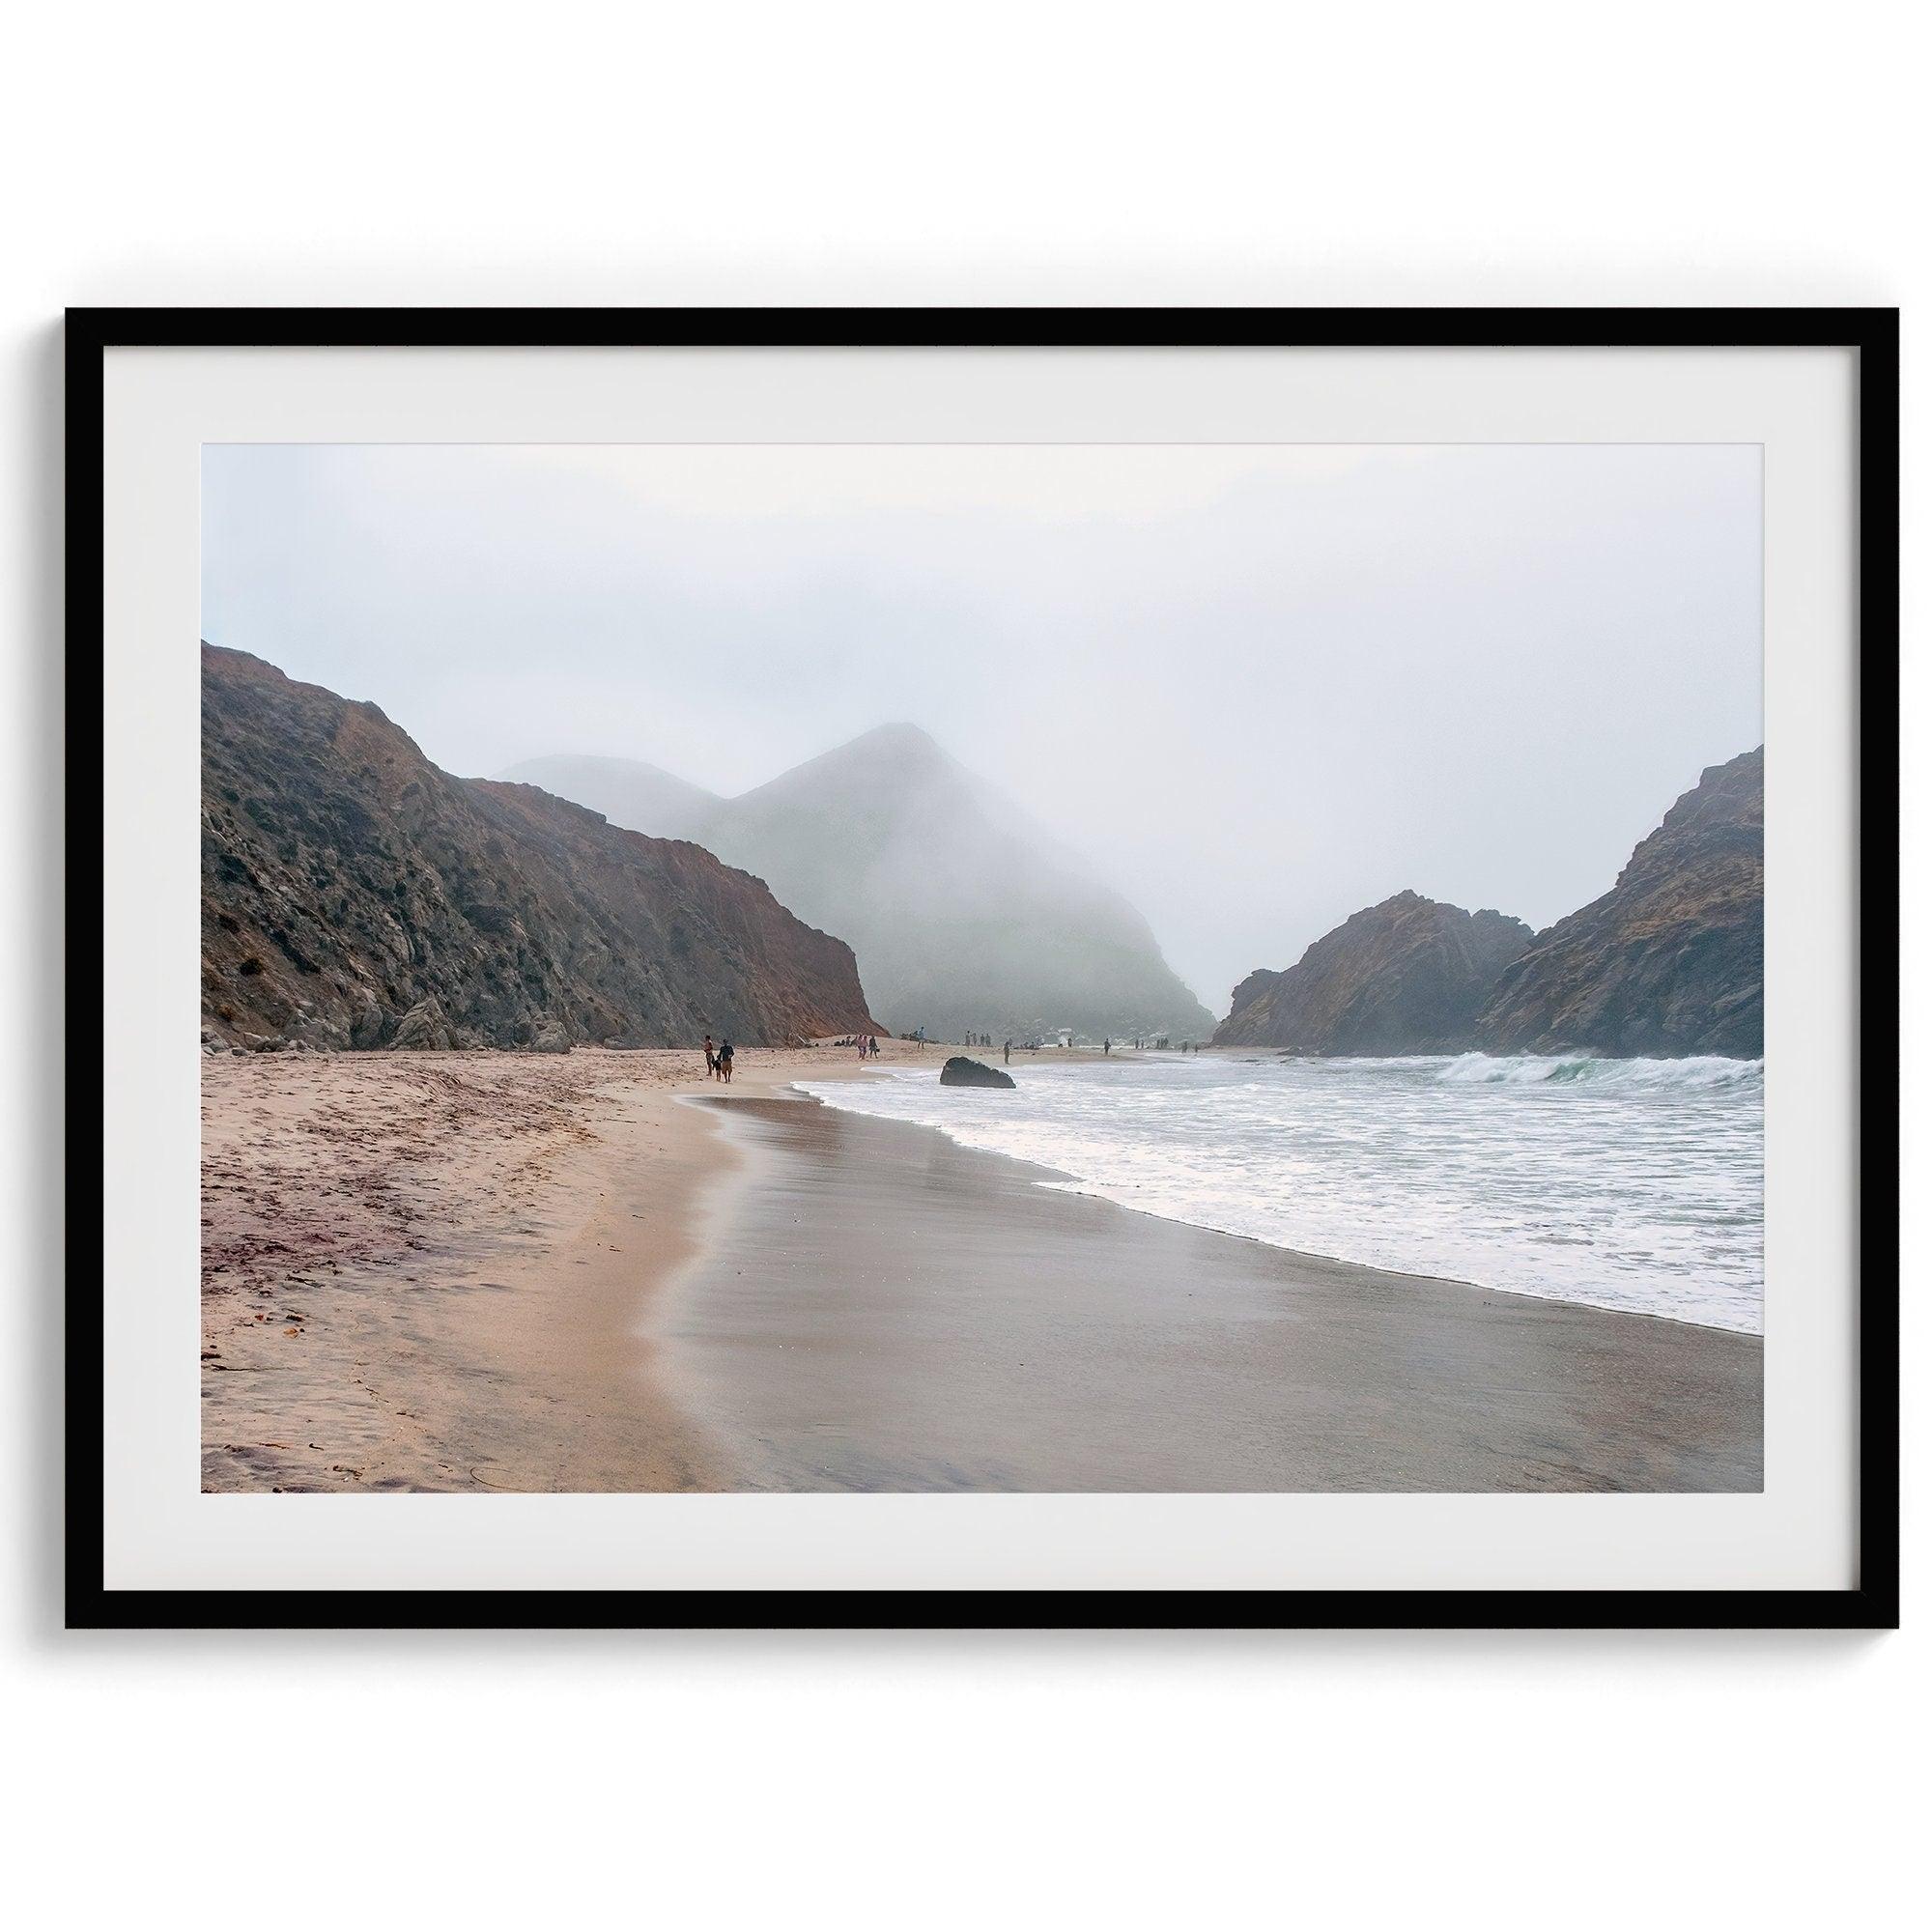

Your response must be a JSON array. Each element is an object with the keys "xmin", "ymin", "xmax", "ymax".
[
  {"xmin": 796, "ymin": 1086, "xmax": 1758, "ymax": 1341},
  {"xmin": 666, "ymin": 1094, "xmax": 1762, "ymax": 1492},
  {"xmin": 202, "ymin": 1040, "xmax": 1761, "ymax": 1492},
  {"xmin": 788, "ymin": 1051, "xmax": 1770, "ymax": 1337}
]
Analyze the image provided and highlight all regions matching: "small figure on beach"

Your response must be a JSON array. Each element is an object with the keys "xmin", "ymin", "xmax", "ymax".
[
  {"xmin": 703, "ymin": 1034, "xmax": 718, "ymax": 1079},
  {"xmin": 1103, "ymin": 1037, "xmax": 1111, "ymax": 1056},
  {"xmin": 1003, "ymin": 1038, "xmax": 1011, "ymax": 1064},
  {"xmin": 718, "ymin": 1037, "xmax": 734, "ymax": 1082}
]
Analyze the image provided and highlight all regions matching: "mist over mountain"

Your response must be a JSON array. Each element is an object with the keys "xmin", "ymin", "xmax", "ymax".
[
  {"xmin": 503, "ymin": 727, "xmax": 1214, "ymax": 1041},
  {"xmin": 497, "ymin": 753, "xmax": 722, "ymax": 845}
]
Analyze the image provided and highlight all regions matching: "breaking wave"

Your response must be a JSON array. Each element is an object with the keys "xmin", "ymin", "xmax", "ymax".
[
  {"xmin": 1415, "ymin": 1052, "xmax": 1763, "ymax": 1092},
  {"xmin": 796, "ymin": 1047, "xmax": 1765, "ymax": 1332}
]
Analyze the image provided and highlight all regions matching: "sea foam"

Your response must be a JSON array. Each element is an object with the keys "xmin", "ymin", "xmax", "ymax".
[{"xmin": 794, "ymin": 1050, "xmax": 1765, "ymax": 1333}]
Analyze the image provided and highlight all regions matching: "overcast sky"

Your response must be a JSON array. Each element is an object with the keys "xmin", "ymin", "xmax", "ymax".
[{"xmin": 202, "ymin": 442, "xmax": 1762, "ymax": 1012}]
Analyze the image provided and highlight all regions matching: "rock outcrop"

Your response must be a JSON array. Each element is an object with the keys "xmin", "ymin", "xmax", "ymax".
[
  {"xmin": 1223, "ymin": 966, "xmax": 1285, "ymax": 1027},
  {"xmin": 939, "ymin": 1055, "xmax": 1016, "ymax": 1090},
  {"xmin": 1213, "ymin": 894, "xmax": 1534, "ymax": 1054},
  {"xmin": 1474, "ymin": 749, "xmax": 1763, "ymax": 1058},
  {"xmin": 504, "ymin": 725, "xmax": 1213, "ymax": 1043},
  {"xmin": 388, "ymin": 998, "xmax": 454, "ymax": 1052},
  {"xmin": 202, "ymin": 644, "xmax": 880, "ymax": 1051}
]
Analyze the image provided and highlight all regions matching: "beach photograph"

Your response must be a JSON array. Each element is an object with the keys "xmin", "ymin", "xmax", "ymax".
[
  {"xmin": 198, "ymin": 441, "xmax": 1764, "ymax": 1495},
  {"xmin": 28, "ymin": 13, "xmax": 1915, "ymax": 1925}
]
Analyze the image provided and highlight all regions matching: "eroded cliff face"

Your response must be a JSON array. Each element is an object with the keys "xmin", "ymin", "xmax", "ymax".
[
  {"xmin": 201, "ymin": 645, "xmax": 878, "ymax": 1051},
  {"xmin": 1474, "ymin": 749, "xmax": 1763, "ymax": 1058},
  {"xmin": 1223, "ymin": 967, "xmax": 1283, "ymax": 1024},
  {"xmin": 1213, "ymin": 893, "xmax": 1534, "ymax": 1053}
]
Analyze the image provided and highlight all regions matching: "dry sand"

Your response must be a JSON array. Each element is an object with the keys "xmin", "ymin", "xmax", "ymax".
[
  {"xmin": 202, "ymin": 1038, "xmax": 1760, "ymax": 1493},
  {"xmin": 200, "ymin": 1038, "xmax": 913, "ymax": 1492}
]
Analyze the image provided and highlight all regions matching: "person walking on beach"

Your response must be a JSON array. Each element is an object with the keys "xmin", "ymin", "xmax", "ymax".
[
  {"xmin": 718, "ymin": 1037, "xmax": 734, "ymax": 1083},
  {"xmin": 1103, "ymin": 1037, "xmax": 1111, "ymax": 1056},
  {"xmin": 1003, "ymin": 1038, "xmax": 1011, "ymax": 1065},
  {"xmin": 702, "ymin": 1034, "xmax": 718, "ymax": 1079}
]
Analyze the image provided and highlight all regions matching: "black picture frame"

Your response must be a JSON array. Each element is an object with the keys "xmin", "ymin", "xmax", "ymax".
[{"xmin": 67, "ymin": 306, "xmax": 1900, "ymax": 1632}]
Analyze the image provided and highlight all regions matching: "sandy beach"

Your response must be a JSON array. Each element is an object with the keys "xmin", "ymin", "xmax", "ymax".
[
  {"xmin": 202, "ymin": 1042, "xmax": 1760, "ymax": 1493},
  {"xmin": 200, "ymin": 1040, "xmax": 906, "ymax": 1492}
]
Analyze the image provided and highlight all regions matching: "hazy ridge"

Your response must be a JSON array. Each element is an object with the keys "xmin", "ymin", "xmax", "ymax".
[{"xmin": 504, "ymin": 726, "xmax": 1214, "ymax": 1041}]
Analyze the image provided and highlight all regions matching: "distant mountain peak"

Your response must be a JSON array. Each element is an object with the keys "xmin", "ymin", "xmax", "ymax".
[
  {"xmin": 732, "ymin": 720, "xmax": 972, "ymax": 817},
  {"xmin": 849, "ymin": 721, "xmax": 943, "ymax": 753},
  {"xmin": 775, "ymin": 721, "xmax": 955, "ymax": 781},
  {"xmin": 505, "ymin": 720, "xmax": 1212, "ymax": 1040}
]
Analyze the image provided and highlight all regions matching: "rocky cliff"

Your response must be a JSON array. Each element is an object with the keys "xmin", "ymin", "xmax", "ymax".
[
  {"xmin": 1474, "ymin": 749, "xmax": 1763, "ymax": 1058},
  {"xmin": 201, "ymin": 645, "xmax": 879, "ymax": 1051},
  {"xmin": 1213, "ymin": 892, "xmax": 1535, "ymax": 1053}
]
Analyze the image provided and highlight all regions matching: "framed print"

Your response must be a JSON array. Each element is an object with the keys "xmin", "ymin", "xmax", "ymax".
[{"xmin": 70, "ymin": 307, "xmax": 1898, "ymax": 1629}]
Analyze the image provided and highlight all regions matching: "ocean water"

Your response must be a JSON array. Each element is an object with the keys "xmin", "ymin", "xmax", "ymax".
[{"xmin": 793, "ymin": 1051, "xmax": 1764, "ymax": 1333}]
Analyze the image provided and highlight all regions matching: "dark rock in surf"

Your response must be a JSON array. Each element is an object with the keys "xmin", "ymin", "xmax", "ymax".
[{"xmin": 939, "ymin": 1055, "xmax": 1016, "ymax": 1090}]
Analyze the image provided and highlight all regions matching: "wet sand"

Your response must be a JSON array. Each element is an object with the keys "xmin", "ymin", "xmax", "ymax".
[{"xmin": 661, "ymin": 1095, "xmax": 1764, "ymax": 1492}]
